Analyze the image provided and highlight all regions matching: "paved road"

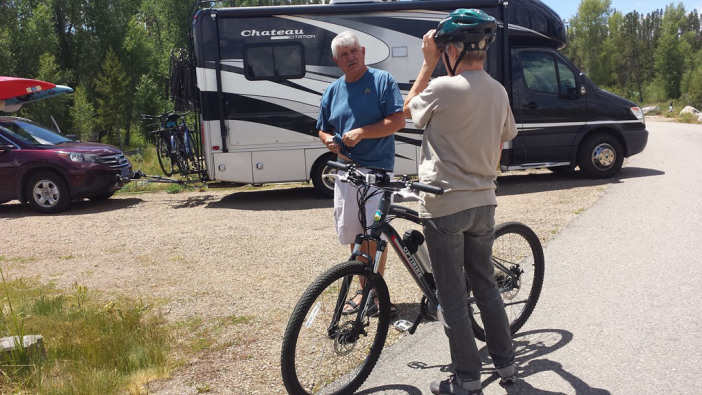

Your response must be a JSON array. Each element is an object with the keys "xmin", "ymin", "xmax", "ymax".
[{"xmin": 357, "ymin": 120, "xmax": 702, "ymax": 394}]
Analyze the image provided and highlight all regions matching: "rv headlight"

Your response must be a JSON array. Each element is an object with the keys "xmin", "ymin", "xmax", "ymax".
[{"xmin": 630, "ymin": 106, "xmax": 645, "ymax": 123}]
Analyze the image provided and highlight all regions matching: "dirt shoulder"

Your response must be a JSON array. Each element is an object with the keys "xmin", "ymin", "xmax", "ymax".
[{"xmin": 0, "ymin": 169, "xmax": 612, "ymax": 394}]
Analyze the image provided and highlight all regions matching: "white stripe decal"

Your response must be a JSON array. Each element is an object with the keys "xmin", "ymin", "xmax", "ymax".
[{"xmin": 520, "ymin": 120, "xmax": 642, "ymax": 131}]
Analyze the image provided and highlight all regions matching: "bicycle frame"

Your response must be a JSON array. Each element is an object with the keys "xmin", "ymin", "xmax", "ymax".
[
  {"xmin": 348, "ymin": 189, "xmax": 440, "ymax": 309},
  {"xmin": 341, "ymin": 176, "xmax": 442, "ymax": 336}
]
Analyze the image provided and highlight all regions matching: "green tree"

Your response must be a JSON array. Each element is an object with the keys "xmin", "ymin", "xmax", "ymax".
[
  {"xmin": 70, "ymin": 87, "xmax": 97, "ymax": 141},
  {"xmin": 19, "ymin": 54, "xmax": 72, "ymax": 131},
  {"xmin": 653, "ymin": 4, "xmax": 688, "ymax": 100},
  {"xmin": 0, "ymin": 1, "xmax": 18, "ymax": 74},
  {"xmin": 95, "ymin": 47, "xmax": 130, "ymax": 149},
  {"xmin": 566, "ymin": 0, "xmax": 612, "ymax": 85}
]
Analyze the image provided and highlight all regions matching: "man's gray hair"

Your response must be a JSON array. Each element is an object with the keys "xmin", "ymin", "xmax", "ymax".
[
  {"xmin": 447, "ymin": 42, "xmax": 487, "ymax": 62},
  {"xmin": 331, "ymin": 31, "xmax": 361, "ymax": 58}
]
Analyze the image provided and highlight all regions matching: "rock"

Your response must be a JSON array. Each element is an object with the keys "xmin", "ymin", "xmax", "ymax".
[
  {"xmin": 679, "ymin": 106, "xmax": 700, "ymax": 115},
  {"xmin": 0, "ymin": 335, "xmax": 47, "ymax": 361}
]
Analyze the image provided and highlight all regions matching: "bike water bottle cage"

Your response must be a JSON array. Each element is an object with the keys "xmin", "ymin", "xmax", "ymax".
[{"xmin": 435, "ymin": 8, "xmax": 497, "ymax": 75}]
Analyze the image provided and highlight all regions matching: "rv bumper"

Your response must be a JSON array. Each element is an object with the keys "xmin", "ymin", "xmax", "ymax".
[{"xmin": 622, "ymin": 128, "xmax": 648, "ymax": 157}]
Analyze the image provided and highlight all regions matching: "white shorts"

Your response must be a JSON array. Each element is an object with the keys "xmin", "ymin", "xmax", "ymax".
[{"xmin": 334, "ymin": 169, "xmax": 393, "ymax": 245}]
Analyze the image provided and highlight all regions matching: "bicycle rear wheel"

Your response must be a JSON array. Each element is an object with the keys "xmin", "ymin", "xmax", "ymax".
[
  {"xmin": 469, "ymin": 221, "xmax": 544, "ymax": 342},
  {"xmin": 156, "ymin": 136, "xmax": 174, "ymax": 176},
  {"xmin": 281, "ymin": 261, "xmax": 391, "ymax": 395}
]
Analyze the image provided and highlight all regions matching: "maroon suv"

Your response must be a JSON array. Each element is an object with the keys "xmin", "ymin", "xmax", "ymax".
[{"xmin": 0, "ymin": 116, "xmax": 132, "ymax": 214}]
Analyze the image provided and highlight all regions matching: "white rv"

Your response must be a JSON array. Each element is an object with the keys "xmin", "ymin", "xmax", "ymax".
[{"xmin": 190, "ymin": 0, "xmax": 647, "ymax": 197}]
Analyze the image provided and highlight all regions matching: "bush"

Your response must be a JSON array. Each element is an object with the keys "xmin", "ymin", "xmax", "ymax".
[{"xmin": 0, "ymin": 275, "xmax": 172, "ymax": 394}]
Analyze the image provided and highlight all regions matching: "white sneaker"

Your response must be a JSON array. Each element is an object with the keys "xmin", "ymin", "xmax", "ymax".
[{"xmin": 429, "ymin": 374, "xmax": 482, "ymax": 395}]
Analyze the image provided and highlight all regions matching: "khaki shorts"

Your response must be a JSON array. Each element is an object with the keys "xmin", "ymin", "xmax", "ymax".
[{"xmin": 334, "ymin": 168, "xmax": 393, "ymax": 245}]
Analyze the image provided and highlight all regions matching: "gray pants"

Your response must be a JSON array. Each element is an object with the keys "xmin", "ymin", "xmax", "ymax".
[{"xmin": 423, "ymin": 205, "xmax": 514, "ymax": 381}]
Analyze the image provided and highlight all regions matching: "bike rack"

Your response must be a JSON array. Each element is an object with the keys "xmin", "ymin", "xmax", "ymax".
[{"xmin": 128, "ymin": 170, "xmax": 206, "ymax": 185}]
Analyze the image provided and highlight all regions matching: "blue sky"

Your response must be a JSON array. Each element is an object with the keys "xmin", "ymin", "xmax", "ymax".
[{"xmin": 545, "ymin": 0, "xmax": 702, "ymax": 20}]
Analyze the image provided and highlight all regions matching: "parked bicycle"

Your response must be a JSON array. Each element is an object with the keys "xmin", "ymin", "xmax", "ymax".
[
  {"xmin": 140, "ymin": 111, "xmax": 199, "ymax": 177},
  {"xmin": 280, "ymin": 161, "xmax": 545, "ymax": 395}
]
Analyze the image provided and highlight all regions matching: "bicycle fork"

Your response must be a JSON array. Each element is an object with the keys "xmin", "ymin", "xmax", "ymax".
[{"xmin": 326, "ymin": 235, "xmax": 386, "ymax": 344}]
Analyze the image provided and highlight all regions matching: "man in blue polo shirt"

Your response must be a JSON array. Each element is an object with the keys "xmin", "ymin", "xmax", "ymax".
[{"xmin": 317, "ymin": 31, "xmax": 405, "ymax": 316}]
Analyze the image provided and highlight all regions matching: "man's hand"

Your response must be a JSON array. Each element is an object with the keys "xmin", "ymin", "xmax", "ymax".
[
  {"xmin": 320, "ymin": 130, "xmax": 341, "ymax": 154},
  {"xmin": 422, "ymin": 29, "xmax": 441, "ymax": 67},
  {"xmin": 341, "ymin": 128, "xmax": 363, "ymax": 147},
  {"xmin": 324, "ymin": 136, "xmax": 341, "ymax": 154}
]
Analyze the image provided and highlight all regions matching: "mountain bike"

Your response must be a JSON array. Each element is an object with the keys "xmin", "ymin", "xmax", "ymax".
[
  {"xmin": 141, "ymin": 111, "xmax": 199, "ymax": 177},
  {"xmin": 280, "ymin": 161, "xmax": 545, "ymax": 395}
]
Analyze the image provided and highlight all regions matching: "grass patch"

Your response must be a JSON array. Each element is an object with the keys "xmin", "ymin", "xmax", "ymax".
[{"xmin": 0, "ymin": 275, "xmax": 172, "ymax": 394}]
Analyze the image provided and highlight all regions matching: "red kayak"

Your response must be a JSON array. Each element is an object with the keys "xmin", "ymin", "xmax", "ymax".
[{"xmin": 0, "ymin": 76, "xmax": 57, "ymax": 101}]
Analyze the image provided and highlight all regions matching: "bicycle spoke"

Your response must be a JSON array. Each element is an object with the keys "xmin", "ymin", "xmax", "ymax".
[
  {"xmin": 468, "ymin": 222, "xmax": 544, "ymax": 341},
  {"xmin": 282, "ymin": 261, "xmax": 390, "ymax": 395}
]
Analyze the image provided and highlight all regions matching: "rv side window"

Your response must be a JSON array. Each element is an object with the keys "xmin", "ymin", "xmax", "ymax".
[
  {"xmin": 520, "ymin": 52, "xmax": 558, "ymax": 94},
  {"xmin": 243, "ymin": 43, "xmax": 305, "ymax": 81}
]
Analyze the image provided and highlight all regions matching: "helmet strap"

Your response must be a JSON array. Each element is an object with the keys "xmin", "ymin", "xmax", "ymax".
[{"xmin": 445, "ymin": 44, "xmax": 468, "ymax": 76}]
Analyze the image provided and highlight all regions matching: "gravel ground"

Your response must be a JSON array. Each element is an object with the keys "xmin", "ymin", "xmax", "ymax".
[{"xmin": 0, "ymin": 168, "xmax": 612, "ymax": 394}]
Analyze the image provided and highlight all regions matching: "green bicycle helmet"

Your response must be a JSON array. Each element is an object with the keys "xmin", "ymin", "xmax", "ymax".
[
  {"xmin": 435, "ymin": 9, "xmax": 497, "ymax": 75},
  {"xmin": 435, "ymin": 8, "xmax": 497, "ymax": 50}
]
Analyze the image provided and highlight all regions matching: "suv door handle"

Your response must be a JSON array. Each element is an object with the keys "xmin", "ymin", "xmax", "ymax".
[{"xmin": 526, "ymin": 101, "xmax": 538, "ymax": 109}]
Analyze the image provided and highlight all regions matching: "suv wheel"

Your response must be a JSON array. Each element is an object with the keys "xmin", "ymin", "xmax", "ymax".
[
  {"xmin": 26, "ymin": 171, "xmax": 71, "ymax": 214},
  {"xmin": 577, "ymin": 133, "xmax": 623, "ymax": 178}
]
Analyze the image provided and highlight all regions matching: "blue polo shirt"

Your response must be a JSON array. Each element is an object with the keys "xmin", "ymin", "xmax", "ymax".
[{"xmin": 317, "ymin": 67, "xmax": 403, "ymax": 170}]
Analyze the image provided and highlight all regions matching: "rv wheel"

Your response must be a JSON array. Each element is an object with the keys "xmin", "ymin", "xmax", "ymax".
[
  {"xmin": 577, "ymin": 133, "xmax": 624, "ymax": 178},
  {"xmin": 311, "ymin": 153, "xmax": 336, "ymax": 198}
]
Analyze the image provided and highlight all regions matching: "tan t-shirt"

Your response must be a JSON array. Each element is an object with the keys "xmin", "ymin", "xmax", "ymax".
[{"xmin": 409, "ymin": 69, "xmax": 518, "ymax": 218}]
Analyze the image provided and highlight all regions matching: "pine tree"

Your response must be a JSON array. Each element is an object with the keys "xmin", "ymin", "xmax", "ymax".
[{"xmin": 95, "ymin": 47, "xmax": 130, "ymax": 149}]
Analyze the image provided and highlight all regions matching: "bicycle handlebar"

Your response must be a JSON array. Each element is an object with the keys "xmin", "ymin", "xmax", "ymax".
[
  {"xmin": 326, "ymin": 160, "xmax": 444, "ymax": 196},
  {"xmin": 410, "ymin": 181, "xmax": 444, "ymax": 196},
  {"xmin": 140, "ymin": 110, "xmax": 191, "ymax": 122}
]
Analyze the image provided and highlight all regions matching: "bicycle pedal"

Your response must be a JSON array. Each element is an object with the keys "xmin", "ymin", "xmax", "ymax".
[{"xmin": 393, "ymin": 319, "xmax": 413, "ymax": 333}]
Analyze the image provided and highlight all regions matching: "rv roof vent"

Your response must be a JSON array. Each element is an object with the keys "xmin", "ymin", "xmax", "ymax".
[{"xmin": 329, "ymin": 0, "xmax": 384, "ymax": 4}]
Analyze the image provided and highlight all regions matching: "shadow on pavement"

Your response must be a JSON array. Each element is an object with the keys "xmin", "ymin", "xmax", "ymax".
[
  {"xmin": 499, "ymin": 329, "xmax": 610, "ymax": 394},
  {"xmin": 206, "ymin": 186, "xmax": 333, "ymax": 211},
  {"xmin": 358, "ymin": 328, "xmax": 609, "ymax": 394},
  {"xmin": 0, "ymin": 197, "xmax": 143, "ymax": 219},
  {"xmin": 497, "ymin": 166, "xmax": 664, "ymax": 196}
]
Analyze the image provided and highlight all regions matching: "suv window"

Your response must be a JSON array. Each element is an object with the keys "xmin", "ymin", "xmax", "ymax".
[
  {"xmin": 0, "ymin": 119, "xmax": 70, "ymax": 146},
  {"xmin": 520, "ymin": 51, "xmax": 577, "ymax": 96}
]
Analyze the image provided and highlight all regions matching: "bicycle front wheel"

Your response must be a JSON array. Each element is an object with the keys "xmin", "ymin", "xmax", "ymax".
[
  {"xmin": 156, "ymin": 136, "xmax": 174, "ymax": 176},
  {"xmin": 281, "ymin": 261, "xmax": 391, "ymax": 395},
  {"xmin": 470, "ymin": 221, "xmax": 545, "ymax": 342}
]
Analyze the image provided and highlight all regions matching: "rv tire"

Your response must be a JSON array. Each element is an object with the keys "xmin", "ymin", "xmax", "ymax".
[{"xmin": 311, "ymin": 153, "xmax": 336, "ymax": 198}]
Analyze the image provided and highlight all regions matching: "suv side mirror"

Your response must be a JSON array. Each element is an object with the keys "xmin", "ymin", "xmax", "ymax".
[{"xmin": 0, "ymin": 144, "xmax": 15, "ymax": 152}]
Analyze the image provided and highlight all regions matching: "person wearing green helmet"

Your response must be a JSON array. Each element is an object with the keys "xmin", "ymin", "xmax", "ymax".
[{"xmin": 403, "ymin": 9, "xmax": 518, "ymax": 395}]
